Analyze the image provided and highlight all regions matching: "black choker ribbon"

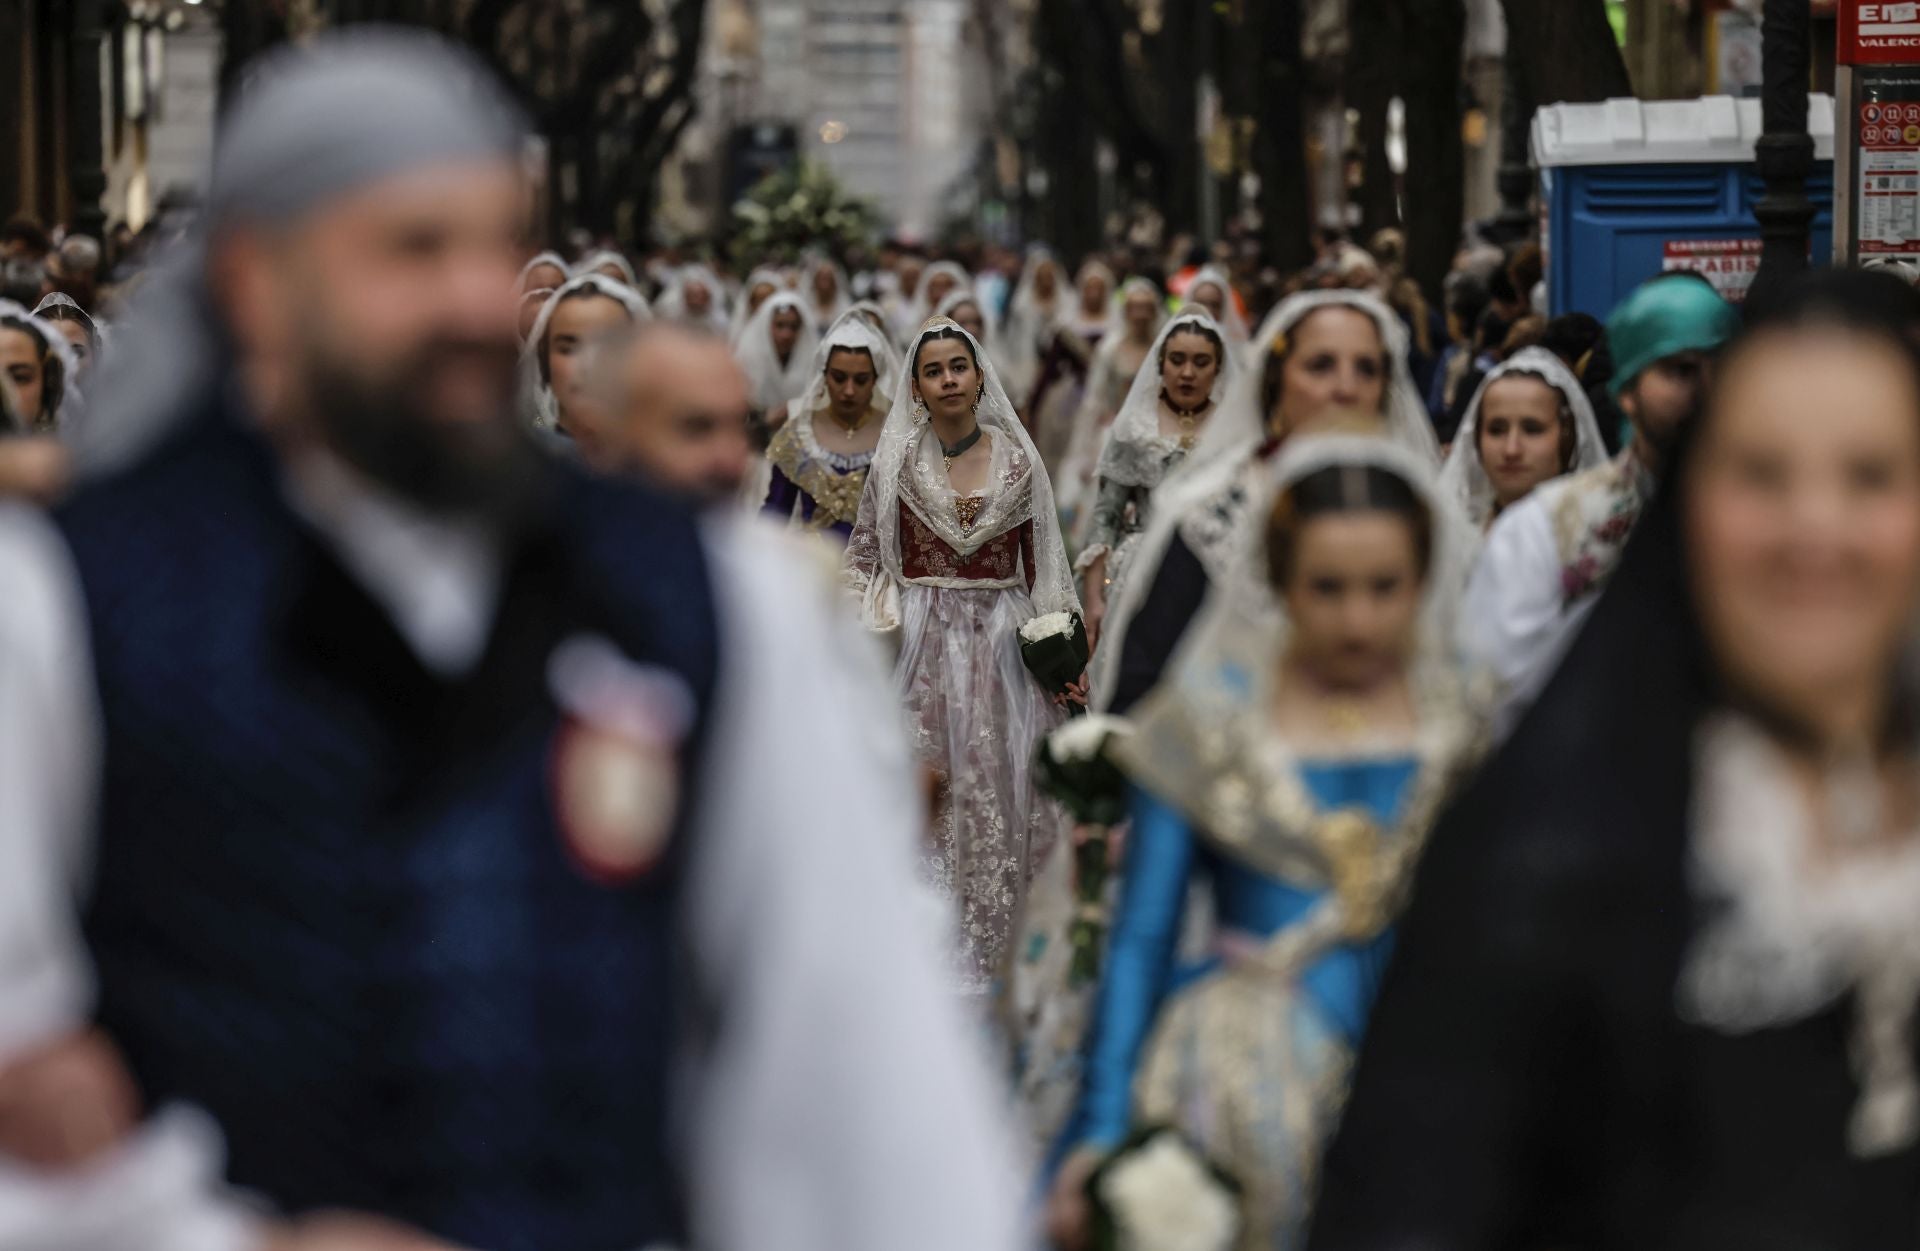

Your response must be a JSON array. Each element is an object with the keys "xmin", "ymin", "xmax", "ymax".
[
  {"xmin": 1161, "ymin": 390, "xmax": 1212, "ymax": 421},
  {"xmin": 940, "ymin": 425, "xmax": 985, "ymax": 461}
]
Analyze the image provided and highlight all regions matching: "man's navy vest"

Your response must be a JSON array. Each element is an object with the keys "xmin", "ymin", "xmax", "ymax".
[{"xmin": 55, "ymin": 408, "xmax": 718, "ymax": 1251}]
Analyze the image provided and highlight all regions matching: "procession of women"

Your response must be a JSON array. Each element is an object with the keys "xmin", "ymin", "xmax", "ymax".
[
  {"xmin": 478, "ymin": 211, "xmax": 1920, "ymax": 1247},
  {"xmin": 6, "ymin": 29, "xmax": 1920, "ymax": 1251}
]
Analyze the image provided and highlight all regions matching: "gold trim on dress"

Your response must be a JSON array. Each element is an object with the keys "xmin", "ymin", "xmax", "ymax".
[{"xmin": 767, "ymin": 417, "xmax": 871, "ymax": 530}]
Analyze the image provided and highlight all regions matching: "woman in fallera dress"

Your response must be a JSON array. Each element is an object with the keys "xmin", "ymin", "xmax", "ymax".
[
  {"xmin": 1435, "ymin": 345, "xmax": 1608, "ymax": 538},
  {"xmin": 764, "ymin": 311, "xmax": 899, "ymax": 545},
  {"xmin": 1078, "ymin": 310, "xmax": 1237, "ymax": 685},
  {"xmin": 804, "ymin": 253, "xmax": 852, "ymax": 330},
  {"xmin": 729, "ymin": 264, "xmax": 789, "ymax": 346},
  {"xmin": 1030, "ymin": 262, "xmax": 1118, "ymax": 479},
  {"xmin": 846, "ymin": 317, "xmax": 1082, "ymax": 1000},
  {"xmin": 912, "ymin": 261, "xmax": 974, "ymax": 332},
  {"xmin": 1099, "ymin": 289, "xmax": 1447, "ymax": 717},
  {"xmin": 1184, "ymin": 263, "xmax": 1251, "ymax": 349},
  {"xmin": 521, "ymin": 275, "xmax": 651, "ymax": 435},
  {"xmin": 655, "ymin": 263, "xmax": 731, "ymax": 336},
  {"xmin": 1047, "ymin": 429, "xmax": 1481, "ymax": 1251},
  {"xmin": 1005, "ymin": 309, "xmax": 1236, "ymax": 1154},
  {"xmin": 936, "ymin": 288, "xmax": 1001, "ymax": 375},
  {"xmin": 1058, "ymin": 278, "xmax": 1166, "ymax": 539},
  {"xmin": 1005, "ymin": 249, "xmax": 1068, "ymax": 405}
]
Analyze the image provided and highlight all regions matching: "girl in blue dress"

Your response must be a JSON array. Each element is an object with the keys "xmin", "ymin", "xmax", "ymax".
[{"xmin": 1047, "ymin": 428, "xmax": 1482, "ymax": 1250}]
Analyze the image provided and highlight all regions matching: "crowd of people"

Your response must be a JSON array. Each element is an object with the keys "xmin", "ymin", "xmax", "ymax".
[{"xmin": 3, "ymin": 26, "xmax": 1920, "ymax": 1251}]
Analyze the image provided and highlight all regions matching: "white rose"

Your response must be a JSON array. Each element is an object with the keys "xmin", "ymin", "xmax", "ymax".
[
  {"xmin": 1048, "ymin": 714, "xmax": 1131, "ymax": 764},
  {"xmin": 1097, "ymin": 1133, "xmax": 1240, "ymax": 1251},
  {"xmin": 1020, "ymin": 611, "xmax": 1076, "ymax": 644}
]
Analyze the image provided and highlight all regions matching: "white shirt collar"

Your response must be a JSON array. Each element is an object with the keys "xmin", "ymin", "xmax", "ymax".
[{"xmin": 281, "ymin": 450, "xmax": 502, "ymax": 677}]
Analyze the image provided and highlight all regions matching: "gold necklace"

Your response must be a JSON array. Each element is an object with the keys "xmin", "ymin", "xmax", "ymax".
[
  {"xmin": 1162, "ymin": 390, "xmax": 1212, "ymax": 451},
  {"xmin": 941, "ymin": 424, "xmax": 984, "ymax": 472},
  {"xmin": 1325, "ymin": 698, "xmax": 1371, "ymax": 736}
]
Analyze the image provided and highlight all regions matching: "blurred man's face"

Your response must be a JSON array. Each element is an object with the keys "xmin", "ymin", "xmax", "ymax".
[
  {"xmin": 1622, "ymin": 350, "xmax": 1713, "ymax": 458},
  {"xmin": 620, "ymin": 331, "xmax": 753, "ymax": 505},
  {"xmin": 220, "ymin": 161, "xmax": 530, "ymax": 511},
  {"xmin": 685, "ymin": 280, "xmax": 712, "ymax": 317}
]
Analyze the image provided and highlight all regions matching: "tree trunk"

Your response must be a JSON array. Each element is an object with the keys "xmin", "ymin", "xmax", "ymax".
[
  {"xmin": 1238, "ymin": 0, "xmax": 1313, "ymax": 271},
  {"xmin": 1501, "ymin": 0, "xmax": 1633, "ymax": 103},
  {"xmin": 1160, "ymin": 0, "xmax": 1201, "ymax": 236},
  {"xmin": 1401, "ymin": 0, "xmax": 1467, "ymax": 304},
  {"xmin": 1346, "ymin": 0, "xmax": 1400, "ymax": 237}
]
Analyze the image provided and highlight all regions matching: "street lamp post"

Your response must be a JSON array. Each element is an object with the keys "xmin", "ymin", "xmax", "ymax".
[
  {"xmin": 1747, "ymin": 0, "xmax": 1815, "ymax": 312},
  {"xmin": 1488, "ymin": 53, "xmax": 1534, "ymax": 245}
]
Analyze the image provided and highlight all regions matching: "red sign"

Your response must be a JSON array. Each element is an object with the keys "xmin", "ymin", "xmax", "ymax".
[
  {"xmin": 1662, "ymin": 240, "xmax": 1763, "ymax": 302},
  {"xmin": 1842, "ymin": 2, "xmax": 1920, "ymax": 65}
]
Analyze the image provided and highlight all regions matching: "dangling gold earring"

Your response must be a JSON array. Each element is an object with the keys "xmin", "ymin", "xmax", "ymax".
[
  {"xmin": 912, "ymin": 395, "xmax": 927, "ymax": 418},
  {"xmin": 971, "ymin": 391, "xmax": 982, "ymax": 415}
]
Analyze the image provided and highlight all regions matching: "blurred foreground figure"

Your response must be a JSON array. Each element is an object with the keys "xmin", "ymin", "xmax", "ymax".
[
  {"xmin": 1309, "ymin": 269, "xmax": 1920, "ymax": 1250},
  {"xmin": 0, "ymin": 30, "xmax": 1020, "ymax": 1251}
]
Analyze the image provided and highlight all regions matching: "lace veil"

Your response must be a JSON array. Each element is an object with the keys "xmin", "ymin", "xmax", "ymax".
[
  {"xmin": 0, "ymin": 298, "xmax": 83, "ymax": 429},
  {"xmin": 1436, "ymin": 346, "xmax": 1609, "ymax": 528},
  {"xmin": 733, "ymin": 290, "xmax": 822, "ymax": 415},
  {"xmin": 729, "ymin": 264, "xmax": 792, "ymax": 346},
  {"xmin": 911, "ymin": 261, "xmax": 975, "ymax": 333},
  {"xmin": 802, "ymin": 253, "xmax": 852, "ymax": 327},
  {"xmin": 516, "ymin": 250, "xmax": 569, "ymax": 291},
  {"xmin": 1141, "ymin": 429, "xmax": 1470, "ymax": 744},
  {"xmin": 1094, "ymin": 289, "xmax": 1447, "ymax": 709},
  {"xmin": 1096, "ymin": 308, "xmax": 1239, "ymax": 490},
  {"xmin": 655, "ymin": 263, "xmax": 732, "ymax": 335},
  {"xmin": 792, "ymin": 310, "xmax": 902, "ymax": 422},
  {"xmin": 519, "ymin": 274, "xmax": 651, "ymax": 430},
  {"xmin": 573, "ymin": 249, "xmax": 638, "ymax": 287},
  {"xmin": 846, "ymin": 318, "xmax": 1082, "ymax": 630},
  {"xmin": 1183, "ymin": 264, "xmax": 1250, "ymax": 345}
]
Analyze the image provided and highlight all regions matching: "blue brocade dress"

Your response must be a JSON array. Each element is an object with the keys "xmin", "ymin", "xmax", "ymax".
[{"xmin": 1065, "ymin": 756, "xmax": 1436, "ymax": 1251}]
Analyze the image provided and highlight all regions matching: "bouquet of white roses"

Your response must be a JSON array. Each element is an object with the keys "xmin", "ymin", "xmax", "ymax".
[
  {"xmin": 1089, "ymin": 1126, "xmax": 1242, "ymax": 1251},
  {"xmin": 1019, "ymin": 611, "xmax": 1090, "ymax": 714},
  {"xmin": 1033, "ymin": 715, "xmax": 1133, "ymax": 984}
]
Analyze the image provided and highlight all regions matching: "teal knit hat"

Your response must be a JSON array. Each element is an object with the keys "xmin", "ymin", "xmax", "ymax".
[{"xmin": 1605, "ymin": 276, "xmax": 1740, "ymax": 400}]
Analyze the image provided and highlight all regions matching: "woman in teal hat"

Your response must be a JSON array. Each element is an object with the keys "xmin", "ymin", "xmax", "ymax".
[{"xmin": 1457, "ymin": 273, "xmax": 1739, "ymax": 733}]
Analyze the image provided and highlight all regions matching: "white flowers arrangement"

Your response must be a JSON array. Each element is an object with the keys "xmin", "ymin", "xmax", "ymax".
[
  {"xmin": 1021, "ymin": 610, "xmax": 1077, "ymax": 644},
  {"xmin": 1048, "ymin": 714, "xmax": 1133, "ymax": 765},
  {"xmin": 1096, "ymin": 1131, "xmax": 1242, "ymax": 1251}
]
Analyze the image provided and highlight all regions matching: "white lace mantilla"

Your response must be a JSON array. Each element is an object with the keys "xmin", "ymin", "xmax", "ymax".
[{"xmin": 1680, "ymin": 714, "xmax": 1920, "ymax": 1157}]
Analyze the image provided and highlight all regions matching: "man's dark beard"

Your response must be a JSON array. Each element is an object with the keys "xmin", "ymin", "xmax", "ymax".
[{"xmin": 304, "ymin": 336, "xmax": 537, "ymax": 518}]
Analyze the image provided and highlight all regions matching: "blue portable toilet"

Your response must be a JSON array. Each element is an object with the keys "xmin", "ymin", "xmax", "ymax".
[{"xmin": 1534, "ymin": 95, "xmax": 1835, "ymax": 318}]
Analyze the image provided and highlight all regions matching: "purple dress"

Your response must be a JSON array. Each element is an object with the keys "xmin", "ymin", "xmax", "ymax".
[{"xmin": 761, "ymin": 411, "xmax": 875, "ymax": 547}]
